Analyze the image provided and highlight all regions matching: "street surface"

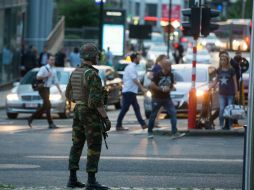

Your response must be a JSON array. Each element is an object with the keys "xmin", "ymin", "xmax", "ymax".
[{"xmin": 0, "ymin": 96, "xmax": 244, "ymax": 189}]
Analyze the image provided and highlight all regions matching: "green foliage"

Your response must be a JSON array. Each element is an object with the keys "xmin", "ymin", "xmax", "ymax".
[
  {"xmin": 227, "ymin": 0, "xmax": 253, "ymax": 19},
  {"xmin": 57, "ymin": 0, "xmax": 99, "ymax": 27}
]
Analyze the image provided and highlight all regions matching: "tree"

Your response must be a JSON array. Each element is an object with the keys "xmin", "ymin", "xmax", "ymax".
[
  {"xmin": 57, "ymin": 0, "xmax": 99, "ymax": 27},
  {"xmin": 227, "ymin": 0, "xmax": 253, "ymax": 19}
]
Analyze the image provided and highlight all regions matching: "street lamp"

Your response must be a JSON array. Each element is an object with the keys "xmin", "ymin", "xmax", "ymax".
[{"xmin": 95, "ymin": 0, "xmax": 106, "ymax": 51}]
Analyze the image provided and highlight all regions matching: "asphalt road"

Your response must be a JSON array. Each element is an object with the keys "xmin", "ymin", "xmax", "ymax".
[{"xmin": 0, "ymin": 99, "xmax": 244, "ymax": 189}]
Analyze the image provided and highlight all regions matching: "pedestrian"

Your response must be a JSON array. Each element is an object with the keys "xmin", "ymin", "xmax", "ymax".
[
  {"xmin": 21, "ymin": 44, "xmax": 37, "ymax": 76},
  {"xmin": 105, "ymin": 47, "xmax": 113, "ymax": 66},
  {"xmin": 2, "ymin": 45, "xmax": 13, "ymax": 81},
  {"xmin": 115, "ymin": 52, "xmax": 147, "ymax": 131},
  {"xmin": 55, "ymin": 47, "xmax": 66, "ymax": 67},
  {"xmin": 39, "ymin": 46, "xmax": 50, "ymax": 66},
  {"xmin": 28, "ymin": 54, "xmax": 62, "ymax": 129},
  {"xmin": 147, "ymin": 54, "xmax": 168, "ymax": 128},
  {"xmin": 147, "ymin": 59, "xmax": 183, "ymax": 139},
  {"xmin": 210, "ymin": 52, "xmax": 238, "ymax": 130},
  {"xmin": 66, "ymin": 43, "xmax": 111, "ymax": 189},
  {"xmin": 69, "ymin": 47, "xmax": 81, "ymax": 67}
]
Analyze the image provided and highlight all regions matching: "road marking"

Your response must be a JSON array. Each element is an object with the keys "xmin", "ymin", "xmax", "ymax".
[
  {"xmin": 0, "ymin": 164, "xmax": 40, "ymax": 169},
  {"xmin": 26, "ymin": 155, "xmax": 242, "ymax": 163}
]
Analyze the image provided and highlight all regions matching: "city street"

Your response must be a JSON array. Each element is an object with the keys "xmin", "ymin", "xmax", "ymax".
[{"xmin": 0, "ymin": 96, "xmax": 244, "ymax": 189}]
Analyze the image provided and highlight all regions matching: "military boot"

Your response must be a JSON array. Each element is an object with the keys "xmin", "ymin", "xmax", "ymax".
[
  {"xmin": 67, "ymin": 170, "xmax": 85, "ymax": 188},
  {"xmin": 86, "ymin": 172, "xmax": 109, "ymax": 190},
  {"xmin": 86, "ymin": 181, "xmax": 109, "ymax": 190}
]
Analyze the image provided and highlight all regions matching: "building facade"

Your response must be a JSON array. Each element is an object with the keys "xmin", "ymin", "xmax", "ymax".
[{"xmin": 0, "ymin": 0, "xmax": 27, "ymax": 85}]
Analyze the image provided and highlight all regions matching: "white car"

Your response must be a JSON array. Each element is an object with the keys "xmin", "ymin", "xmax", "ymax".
[
  {"xmin": 146, "ymin": 45, "xmax": 174, "ymax": 62},
  {"xmin": 183, "ymin": 48, "xmax": 211, "ymax": 64},
  {"xmin": 199, "ymin": 33, "xmax": 222, "ymax": 51},
  {"xmin": 5, "ymin": 66, "xmax": 122, "ymax": 119},
  {"xmin": 143, "ymin": 64, "xmax": 219, "ymax": 118}
]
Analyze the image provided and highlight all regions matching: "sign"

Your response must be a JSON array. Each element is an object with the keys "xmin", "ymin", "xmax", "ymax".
[
  {"xmin": 102, "ymin": 9, "xmax": 126, "ymax": 56},
  {"xmin": 129, "ymin": 24, "xmax": 152, "ymax": 40},
  {"xmin": 162, "ymin": 4, "xmax": 181, "ymax": 20}
]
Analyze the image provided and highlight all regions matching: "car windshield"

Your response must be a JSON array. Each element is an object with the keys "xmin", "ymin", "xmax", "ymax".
[
  {"xmin": 173, "ymin": 68, "xmax": 207, "ymax": 82},
  {"xmin": 187, "ymin": 49, "xmax": 208, "ymax": 55},
  {"xmin": 116, "ymin": 63, "xmax": 128, "ymax": 71},
  {"xmin": 150, "ymin": 46, "xmax": 167, "ymax": 52},
  {"xmin": 20, "ymin": 70, "xmax": 70, "ymax": 85}
]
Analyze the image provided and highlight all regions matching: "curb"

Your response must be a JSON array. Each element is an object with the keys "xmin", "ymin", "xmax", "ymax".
[{"xmin": 154, "ymin": 129, "xmax": 244, "ymax": 136}]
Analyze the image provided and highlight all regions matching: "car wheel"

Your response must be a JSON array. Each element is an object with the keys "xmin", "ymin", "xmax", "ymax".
[
  {"xmin": 59, "ymin": 101, "xmax": 71, "ymax": 119},
  {"xmin": 114, "ymin": 101, "xmax": 121, "ymax": 110},
  {"xmin": 7, "ymin": 113, "xmax": 18, "ymax": 119},
  {"xmin": 145, "ymin": 111, "xmax": 151, "ymax": 119}
]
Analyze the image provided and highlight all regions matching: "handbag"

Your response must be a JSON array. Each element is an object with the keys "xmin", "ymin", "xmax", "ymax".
[
  {"xmin": 32, "ymin": 66, "xmax": 50, "ymax": 91},
  {"xmin": 223, "ymin": 104, "xmax": 247, "ymax": 120}
]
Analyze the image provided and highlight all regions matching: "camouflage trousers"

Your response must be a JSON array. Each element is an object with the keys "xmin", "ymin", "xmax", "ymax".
[{"xmin": 68, "ymin": 104, "xmax": 102, "ymax": 173}]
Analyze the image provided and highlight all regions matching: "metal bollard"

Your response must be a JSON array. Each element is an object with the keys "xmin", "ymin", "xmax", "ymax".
[{"xmin": 242, "ymin": 125, "xmax": 247, "ymax": 190}]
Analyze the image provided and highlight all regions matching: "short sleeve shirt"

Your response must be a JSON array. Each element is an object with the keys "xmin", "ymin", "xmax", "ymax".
[
  {"xmin": 122, "ymin": 62, "xmax": 139, "ymax": 93},
  {"xmin": 217, "ymin": 68, "xmax": 236, "ymax": 96},
  {"xmin": 37, "ymin": 64, "xmax": 59, "ymax": 88},
  {"xmin": 151, "ymin": 71, "xmax": 174, "ymax": 99}
]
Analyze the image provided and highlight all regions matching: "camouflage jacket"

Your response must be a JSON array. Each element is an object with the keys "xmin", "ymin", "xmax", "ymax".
[{"xmin": 66, "ymin": 63, "xmax": 104, "ymax": 109}]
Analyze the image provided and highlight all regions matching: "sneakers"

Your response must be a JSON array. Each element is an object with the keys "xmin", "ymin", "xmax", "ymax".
[
  {"xmin": 116, "ymin": 126, "xmax": 128, "ymax": 131},
  {"xmin": 141, "ymin": 124, "xmax": 148, "ymax": 129},
  {"xmin": 171, "ymin": 132, "xmax": 186, "ymax": 139},
  {"xmin": 48, "ymin": 123, "xmax": 59, "ymax": 129},
  {"xmin": 86, "ymin": 181, "xmax": 109, "ymax": 190},
  {"xmin": 147, "ymin": 132, "xmax": 154, "ymax": 139}
]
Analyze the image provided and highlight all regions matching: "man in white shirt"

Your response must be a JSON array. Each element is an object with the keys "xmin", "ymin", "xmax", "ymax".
[
  {"xmin": 28, "ymin": 54, "xmax": 62, "ymax": 129},
  {"xmin": 115, "ymin": 52, "xmax": 147, "ymax": 131}
]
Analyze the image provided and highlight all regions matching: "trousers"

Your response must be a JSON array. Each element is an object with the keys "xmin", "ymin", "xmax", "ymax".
[{"xmin": 68, "ymin": 104, "xmax": 102, "ymax": 173}]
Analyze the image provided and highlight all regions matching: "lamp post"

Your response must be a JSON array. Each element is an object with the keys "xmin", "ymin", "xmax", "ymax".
[
  {"xmin": 95, "ymin": 0, "xmax": 105, "ymax": 51},
  {"xmin": 167, "ymin": 0, "xmax": 172, "ymax": 58}
]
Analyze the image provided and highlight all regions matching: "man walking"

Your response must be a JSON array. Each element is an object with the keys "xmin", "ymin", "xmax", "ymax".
[
  {"xmin": 28, "ymin": 54, "xmax": 62, "ymax": 129},
  {"xmin": 115, "ymin": 52, "xmax": 147, "ymax": 131},
  {"xmin": 147, "ymin": 59, "xmax": 183, "ymax": 138},
  {"xmin": 66, "ymin": 43, "xmax": 111, "ymax": 189}
]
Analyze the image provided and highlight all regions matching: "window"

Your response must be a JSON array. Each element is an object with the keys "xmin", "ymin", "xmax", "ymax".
[{"xmin": 145, "ymin": 3, "xmax": 157, "ymax": 17}]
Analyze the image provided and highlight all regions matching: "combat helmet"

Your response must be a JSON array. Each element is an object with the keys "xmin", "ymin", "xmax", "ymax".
[{"xmin": 80, "ymin": 43, "xmax": 99, "ymax": 61}]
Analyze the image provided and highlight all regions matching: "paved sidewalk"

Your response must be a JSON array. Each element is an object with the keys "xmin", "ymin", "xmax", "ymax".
[{"xmin": 0, "ymin": 184, "xmax": 242, "ymax": 190}]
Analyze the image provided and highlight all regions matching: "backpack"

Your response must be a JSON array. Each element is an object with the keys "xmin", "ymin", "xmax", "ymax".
[{"xmin": 32, "ymin": 66, "xmax": 50, "ymax": 91}]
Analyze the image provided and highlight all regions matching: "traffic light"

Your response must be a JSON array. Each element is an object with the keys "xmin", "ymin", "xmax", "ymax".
[
  {"xmin": 201, "ymin": 8, "xmax": 220, "ymax": 36},
  {"xmin": 181, "ymin": 7, "xmax": 201, "ymax": 39}
]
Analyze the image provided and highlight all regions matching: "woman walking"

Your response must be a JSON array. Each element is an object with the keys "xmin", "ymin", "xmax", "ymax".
[{"xmin": 210, "ymin": 52, "xmax": 238, "ymax": 129}]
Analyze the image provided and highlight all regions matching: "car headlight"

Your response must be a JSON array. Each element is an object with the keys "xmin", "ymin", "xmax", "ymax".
[
  {"xmin": 196, "ymin": 90, "xmax": 205, "ymax": 97},
  {"xmin": 49, "ymin": 94, "xmax": 62, "ymax": 101},
  {"xmin": 6, "ymin": 93, "xmax": 19, "ymax": 101},
  {"xmin": 146, "ymin": 91, "xmax": 152, "ymax": 97}
]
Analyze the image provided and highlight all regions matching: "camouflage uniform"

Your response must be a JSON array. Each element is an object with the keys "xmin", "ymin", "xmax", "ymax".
[{"xmin": 68, "ymin": 64, "xmax": 104, "ymax": 173}]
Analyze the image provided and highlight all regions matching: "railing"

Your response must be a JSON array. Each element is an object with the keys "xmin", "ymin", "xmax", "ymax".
[{"xmin": 45, "ymin": 16, "xmax": 65, "ymax": 54}]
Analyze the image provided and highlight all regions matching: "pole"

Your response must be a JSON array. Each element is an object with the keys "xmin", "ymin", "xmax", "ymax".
[
  {"xmin": 188, "ymin": 39, "xmax": 197, "ymax": 129},
  {"xmin": 245, "ymin": 2, "xmax": 254, "ymax": 189},
  {"xmin": 98, "ymin": 0, "xmax": 104, "ymax": 51},
  {"xmin": 167, "ymin": 0, "xmax": 172, "ymax": 58},
  {"xmin": 242, "ymin": 0, "xmax": 247, "ymax": 19}
]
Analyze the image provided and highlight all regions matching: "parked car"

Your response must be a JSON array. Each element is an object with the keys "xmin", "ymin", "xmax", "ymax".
[
  {"xmin": 183, "ymin": 47, "xmax": 211, "ymax": 64},
  {"xmin": 143, "ymin": 32, "xmax": 165, "ymax": 50},
  {"xmin": 5, "ymin": 66, "xmax": 122, "ymax": 119},
  {"xmin": 143, "ymin": 64, "xmax": 219, "ymax": 118}
]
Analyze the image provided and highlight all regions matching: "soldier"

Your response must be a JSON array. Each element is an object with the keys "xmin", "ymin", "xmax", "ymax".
[{"xmin": 66, "ymin": 43, "xmax": 111, "ymax": 189}]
